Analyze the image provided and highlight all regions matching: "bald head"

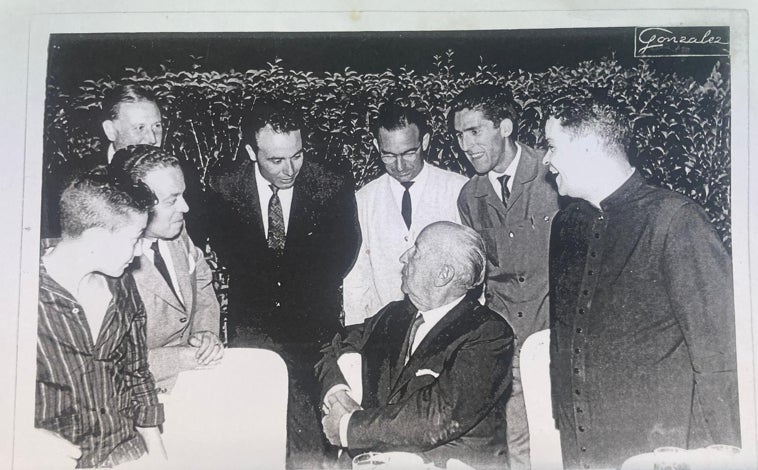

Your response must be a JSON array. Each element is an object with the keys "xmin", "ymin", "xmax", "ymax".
[{"xmin": 400, "ymin": 221, "xmax": 487, "ymax": 310}]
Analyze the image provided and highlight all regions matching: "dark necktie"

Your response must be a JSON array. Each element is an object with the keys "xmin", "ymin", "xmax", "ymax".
[
  {"xmin": 403, "ymin": 313, "xmax": 425, "ymax": 364},
  {"xmin": 151, "ymin": 241, "xmax": 183, "ymax": 308},
  {"xmin": 497, "ymin": 174, "xmax": 511, "ymax": 207},
  {"xmin": 267, "ymin": 185, "xmax": 286, "ymax": 253},
  {"xmin": 401, "ymin": 181, "xmax": 414, "ymax": 229}
]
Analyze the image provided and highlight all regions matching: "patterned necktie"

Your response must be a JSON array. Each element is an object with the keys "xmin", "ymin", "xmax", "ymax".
[
  {"xmin": 151, "ymin": 241, "xmax": 183, "ymax": 307},
  {"xmin": 403, "ymin": 313, "xmax": 425, "ymax": 364},
  {"xmin": 267, "ymin": 184, "xmax": 286, "ymax": 253},
  {"xmin": 497, "ymin": 174, "xmax": 511, "ymax": 207},
  {"xmin": 400, "ymin": 181, "xmax": 414, "ymax": 229}
]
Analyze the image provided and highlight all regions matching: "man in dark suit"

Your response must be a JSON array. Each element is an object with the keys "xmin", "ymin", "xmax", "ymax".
[
  {"xmin": 452, "ymin": 84, "xmax": 561, "ymax": 470},
  {"xmin": 208, "ymin": 100, "xmax": 361, "ymax": 468},
  {"xmin": 318, "ymin": 221, "xmax": 514, "ymax": 470}
]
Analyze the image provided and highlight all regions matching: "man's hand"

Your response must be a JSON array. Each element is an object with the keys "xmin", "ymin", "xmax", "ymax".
[
  {"xmin": 322, "ymin": 390, "xmax": 361, "ymax": 447},
  {"xmin": 188, "ymin": 331, "xmax": 224, "ymax": 366}
]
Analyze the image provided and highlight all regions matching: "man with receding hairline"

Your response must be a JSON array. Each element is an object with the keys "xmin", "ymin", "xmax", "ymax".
[
  {"xmin": 544, "ymin": 92, "xmax": 739, "ymax": 469},
  {"xmin": 319, "ymin": 221, "xmax": 514, "ymax": 470}
]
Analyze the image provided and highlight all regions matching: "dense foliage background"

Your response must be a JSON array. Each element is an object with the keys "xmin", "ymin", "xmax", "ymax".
[
  {"xmin": 43, "ymin": 52, "xmax": 731, "ymax": 321},
  {"xmin": 44, "ymin": 51, "xmax": 732, "ymax": 248}
]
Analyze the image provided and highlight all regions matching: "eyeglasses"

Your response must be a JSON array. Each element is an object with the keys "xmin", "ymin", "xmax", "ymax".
[{"xmin": 380, "ymin": 145, "xmax": 422, "ymax": 164}]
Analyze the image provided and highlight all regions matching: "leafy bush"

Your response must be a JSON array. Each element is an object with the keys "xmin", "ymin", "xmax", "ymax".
[{"xmin": 43, "ymin": 51, "xmax": 732, "ymax": 317}]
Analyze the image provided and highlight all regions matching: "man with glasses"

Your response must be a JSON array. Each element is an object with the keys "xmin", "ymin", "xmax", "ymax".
[{"xmin": 343, "ymin": 102, "xmax": 467, "ymax": 326}]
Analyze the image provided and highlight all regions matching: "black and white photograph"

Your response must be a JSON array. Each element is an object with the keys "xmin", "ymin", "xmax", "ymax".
[{"xmin": 2, "ymin": 4, "xmax": 756, "ymax": 470}]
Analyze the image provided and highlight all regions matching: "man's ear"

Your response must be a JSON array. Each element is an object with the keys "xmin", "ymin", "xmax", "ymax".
[
  {"xmin": 421, "ymin": 133, "xmax": 431, "ymax": 152},
  {"xmin": 245, "ymin": 144, "xmax": 257, "ymax": 162},
  {"xmin": 499, "ymin": 118, "xmax": 514, "ymax": 139},
  {"xmin": 435, "ymin": 264, "xmax": 455, "ymax": 287},
  {"xmin": 102, "ymin": 120, "xmax": 117, "ymax": 143}
]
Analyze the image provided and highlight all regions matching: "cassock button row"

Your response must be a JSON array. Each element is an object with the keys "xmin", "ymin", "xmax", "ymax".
[
  {"xmin": 574, "ymin": 389, "xmax": 581, "ymax": 396},
  {"xmin": 573, "ymin": 368, "xmax": 580, "ymax": 374},
  {"xmin": 590, "ymin": 251, "xmax": 597, "ymax": 258},
  {"xmin": 594, "ymin": 233, "xmax": 600, "ymax": 239},
  {"xmin": 576, "ymin": 406, "xmax": 583, "ymax": 413},
  {"xmin": 517, "ymin": 312, "xmax": 524, "ymax": 318}
]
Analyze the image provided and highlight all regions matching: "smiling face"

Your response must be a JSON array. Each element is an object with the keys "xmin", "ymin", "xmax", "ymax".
[
  {"xmin": 251, "ymin": 126, "xmax": 304, "ymax": 190},
  {"xmin": 142, "ymin": 165, "xmax": 188, "ymax": 240},
  {"xmin": 543, "ymin": 116, "xmax": 597, "ymax": 200},
  {"xmin": 103, "ymin": 100, "xmax": 163, "ymax": 151},
  {"xmin": 376, "ymin": 124, "xmax": 428, "ymax": 183},
  {"xmin": 453, "ymin": 108, "xmax": 510, "ymax": 175}
]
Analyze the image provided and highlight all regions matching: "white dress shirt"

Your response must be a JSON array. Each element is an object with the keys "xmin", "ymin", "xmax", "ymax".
[
  {"xmin": 343, "ymin": 164, "xmax": 467, "ymax": 325},
  {"xmin": 254, "ymin": 163, "xmax": 294, "ymax": 237},
  {"xmin": 487, "ymin": 142, "xmax": 522, "ymax": 201}
]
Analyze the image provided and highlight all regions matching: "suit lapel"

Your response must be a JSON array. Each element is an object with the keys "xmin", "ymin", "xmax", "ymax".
[
  {"xmin": 389, "ymin": 298, "xmax": 475, "ymax": 396},
  {"xmin": 506, "ymin": 144, "xmax": 540, "ymax": 213},
  {"xmin": 242, "ymin": 162, "xmax": 267, "ymax": 246},
  {"xmin": 472, "ymin": 176, "xmax": 507, "ymax": 226},
  {"xmin": 131, "ymin": 254, "xmax": 185, "ymax": 313}
]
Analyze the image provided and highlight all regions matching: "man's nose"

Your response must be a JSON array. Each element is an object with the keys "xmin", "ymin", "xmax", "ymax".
[
  {"xmin": 145, "ymin": 129, "xmax": 158, "ymax": 146},
  {"xmin": 399, "ymin": 248, "xmax": 410, "ymax": 264},
  {"xmin": 178, "ymin": 196, "xmax": 190, "ymax": 214},
  {"xmin": 396, "ymin": 157, "xmax": 405, "ymax": 172},
  {"xmin": 459, "ymin": 134, "xmax": 472, "ymax": 152}
]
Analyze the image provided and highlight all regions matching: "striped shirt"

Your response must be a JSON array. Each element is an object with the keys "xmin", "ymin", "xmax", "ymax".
[{"xmin": 36, "ymin": 253, "xmax": 164, "ymax": 468}]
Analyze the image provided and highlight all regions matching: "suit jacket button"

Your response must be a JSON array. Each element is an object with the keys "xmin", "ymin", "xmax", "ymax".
[{"xmin": 179, "ymin": 317, "xmax": 188, "ymax": 323}]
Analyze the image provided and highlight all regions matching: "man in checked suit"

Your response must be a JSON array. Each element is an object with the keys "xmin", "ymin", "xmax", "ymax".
[
  {"xmin": 208, "ymin": 100, "xmax": 361, "ymax": 468},
  {"xmin": 319, "ymin": 221, "xmax": 515, "ymax": 469},
  {"xmin": 452, "ymin": 84, "xmax": 561, "ymax": 469},
  {"xmin": 109, "ymin": 144, "xmax": 223, "ymax": 393},
  {"xmin": 343, "ymin": 102, "xmax": 467, "ymax": 326}
]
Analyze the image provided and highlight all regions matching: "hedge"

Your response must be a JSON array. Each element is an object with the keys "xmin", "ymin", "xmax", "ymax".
[{"xmin": 44, "ymin": 51, "xmax": 731, "ymax": 253}]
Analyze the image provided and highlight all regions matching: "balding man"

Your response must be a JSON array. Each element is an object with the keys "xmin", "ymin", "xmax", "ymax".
[{"xmin": 318, "ymin": 222, "xmax": 515, "ymax": 470}]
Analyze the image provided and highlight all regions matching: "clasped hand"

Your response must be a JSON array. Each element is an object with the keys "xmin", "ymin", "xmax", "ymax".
[
  {"xmin": 321, "ymin": 389, "xmax": 362, "ymax": 447},
  {"xmin": 188, "ymin": 330, "xmax": 224, "ymax": 366}
]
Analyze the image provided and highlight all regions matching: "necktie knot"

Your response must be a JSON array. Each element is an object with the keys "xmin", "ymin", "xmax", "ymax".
[
  {"xmin": 497, "ymin": 174, "xmax": 511, "ymax": 205},
  {"xmin": 401, "ymin": 181, "xmax": 414, "ymax": 190},
  {"xmin": 269, "ymin": 184, "xmax": 279, "ymax": 195}
]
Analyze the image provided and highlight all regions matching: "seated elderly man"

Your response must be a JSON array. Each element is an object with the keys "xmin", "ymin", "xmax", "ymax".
[
  {"xmin": 318, "ymin": 221, "xmax": 515, "ymax": 469},
  {"xmin": 36, "ymin": 168, "xmax": 165, "ymax": 468}
]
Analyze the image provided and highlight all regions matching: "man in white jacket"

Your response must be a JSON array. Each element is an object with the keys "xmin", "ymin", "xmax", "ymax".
[{"xmin": 343, "ymin": 103, "xmax": 467, "ymax": 326}]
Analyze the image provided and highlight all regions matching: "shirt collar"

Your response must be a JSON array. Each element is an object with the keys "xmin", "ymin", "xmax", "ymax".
[
  {"xmin": 388, "ymin": 160, "xmax": 430, "ymax": 190},
  {"xmin": 417, "ymin": 294, "xmax": 466, "ymax": 324},
  {"xmin": 254, "ymin": 161, "xmax": 294, "ymax": 195},
  {"xmin": 487, "ymin": 142, "xmax": 522, "ymax": 185}
]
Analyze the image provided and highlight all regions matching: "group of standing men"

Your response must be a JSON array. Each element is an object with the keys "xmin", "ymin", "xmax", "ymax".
[{"xmin": 36, "ymin": 80, "xmax": 739, "ymax": 470}]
